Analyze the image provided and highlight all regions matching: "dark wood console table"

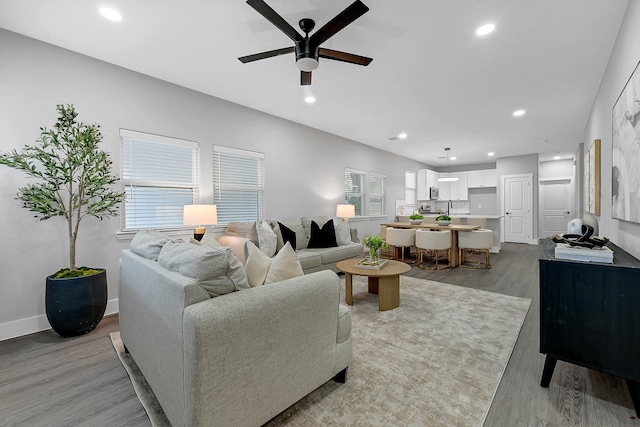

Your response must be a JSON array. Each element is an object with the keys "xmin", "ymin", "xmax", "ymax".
[{"xmin": 539, "ymin": 238, "xmax": 640, "ymax": 415}]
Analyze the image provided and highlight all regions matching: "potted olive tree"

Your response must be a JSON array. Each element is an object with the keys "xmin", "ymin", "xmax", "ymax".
[{"xmin": 0, "ymin": 104, "xmax": 124, "ymax": 337}]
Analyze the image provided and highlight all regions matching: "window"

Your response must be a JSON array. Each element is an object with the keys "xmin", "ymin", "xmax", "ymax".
[
  {"xmin": 405, "ymin": 170, "xmax": 416, "ymax": 209},
  {"xmin": 213, "ymin": 146, "xmax": 264, "ymax": 225},
  {"xmin": 369, "ymin": 173, "xmax": 386, "ymax": 216},
  {"xmin": 121, "ymin": 130, "xmax": 199, "ymax": 231},
  {"xmin": 344, "ymin": 168, "xmax": 366, "ymax": 216}
]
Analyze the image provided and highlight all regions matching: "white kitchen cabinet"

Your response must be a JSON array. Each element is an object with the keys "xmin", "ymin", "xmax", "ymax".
[
  {"xmin": 427, "ymin": 170, "xmax": 439, "ymax": 190},
  {"xmin": 467, "ymin": 169, "xmax": 497, "ymax": 188},
  {"xmin": 438, "ymin": 172, "xmax": 468, "ymax": 200},
  {"xmin": 417, "ymin": 169, "xmax": 428, "ymax": 200},
  {"xmin": 417, "ymin": 169, "xmax": 439, "ymax": 200}
]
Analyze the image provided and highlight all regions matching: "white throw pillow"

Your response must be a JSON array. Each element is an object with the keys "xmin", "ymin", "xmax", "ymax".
[
  {"xmin": 265, "ymin": 242, "xmax": 304, "ymax": 284},
  {"xmin": 245, "ymin": 241, "xmax": 272, "ymax": 287},
  {"xmin": 256, "ymin": 220, "xmax": 277, "ymax": 257},
  {"xmin": 334, "ymin": 221, "xmax": 352, "ymax": 245}
]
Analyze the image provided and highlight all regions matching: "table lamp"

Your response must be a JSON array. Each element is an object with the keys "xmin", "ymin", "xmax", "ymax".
[
  {"xmin": 183, "ymin": 204, "xmax": 217, "ymax": 241},
  {"xmin": 336, "ymin": 204, "xmax": 355, "ymax": 222}
]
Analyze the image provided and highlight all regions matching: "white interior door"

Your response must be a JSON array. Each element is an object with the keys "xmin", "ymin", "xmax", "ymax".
[
  {"xmin": 503, "ymin": 174, "xmax": 533, "ymax": 243},
  {"xmin": 540, "ymin": 179, "xmax": 572, "ymax": 238}
]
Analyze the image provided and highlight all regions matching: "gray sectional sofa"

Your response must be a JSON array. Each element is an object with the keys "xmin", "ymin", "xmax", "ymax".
[
  {"xmin": 217, "ymin": 216, "xmax": 364, "ymax": 273},
  {"xmin": 119, "ymin": 233, "xmax": 353, "ymax": 427}
]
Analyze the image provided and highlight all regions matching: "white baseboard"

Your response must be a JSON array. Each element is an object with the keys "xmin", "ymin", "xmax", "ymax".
[{"xmin": 0, "ymin": 298, "xmax": 119, "ymax": 342}]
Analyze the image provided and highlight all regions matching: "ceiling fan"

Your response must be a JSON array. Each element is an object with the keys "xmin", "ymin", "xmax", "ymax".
[{"xmin": 238, "ymin": 0, "xmax": 373, "ymax": 86}]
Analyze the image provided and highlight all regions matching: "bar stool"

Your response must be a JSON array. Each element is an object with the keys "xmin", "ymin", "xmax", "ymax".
[
  {"xmin": 385, "ymin": 227, "xmax": 416, "ymax": 263},
  {"xmin": 415, "ymin": 229, "xmax": 451, "ymax": 270},
  {"xmin": 458, "ymin": 229, "xmax": 493, "ymax": 269}
]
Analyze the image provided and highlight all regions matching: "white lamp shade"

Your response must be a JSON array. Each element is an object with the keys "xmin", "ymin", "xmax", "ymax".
[
  {"xmin": 183, "ymin": 204, "xmax": 218, "ymax": 226},
  {"xmin": 336, "ymin": 204, "xmax": 355, "ymax": 219}
]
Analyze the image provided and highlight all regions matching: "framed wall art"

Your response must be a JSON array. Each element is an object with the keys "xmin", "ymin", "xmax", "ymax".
[
  {"xmin": 612, "ymin": 60, "xmax": 640, "ymax": 223},
  {"xmin": 585, "ymin": 139, "xmax": 601, "ymax": 216}
]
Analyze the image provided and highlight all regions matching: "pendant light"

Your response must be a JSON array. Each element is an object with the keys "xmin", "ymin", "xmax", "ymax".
[{"xmin": 437, "ymin": 148, "xmax": 459, "ymax": 182}]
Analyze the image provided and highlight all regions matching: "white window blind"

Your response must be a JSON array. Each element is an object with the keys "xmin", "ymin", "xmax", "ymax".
[
  {"xmin": 344, "ymin": 168, "xmax": 366, "ymax": 216},
  {"xmin": 213, "ymin": 146, "xmax": 264, "ymax": 225},
  {"xmin": 369, "ymin": 173, "xmax": 386, "ymax": 216},
  {"xmin": 121, "ymin": 129, "xmax": 199, "ymax": 230}
]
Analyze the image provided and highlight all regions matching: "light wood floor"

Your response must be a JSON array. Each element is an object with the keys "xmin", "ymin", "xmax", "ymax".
[{"xmin": 1, "ymin": 243, "xmax": 638, "ymax": 426}]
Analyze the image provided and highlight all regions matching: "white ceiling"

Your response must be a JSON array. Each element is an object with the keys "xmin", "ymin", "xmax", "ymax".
[{"xmin": 0, "ymin": 0, "xmax": 629, "ymax": 166}]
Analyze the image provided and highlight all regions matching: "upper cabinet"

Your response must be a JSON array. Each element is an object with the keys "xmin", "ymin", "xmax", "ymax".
[
  {"xmin": 467, "ymin": 169, "xmax": 497, "ymax": 188},
  {"xmin": 417, "ymin": 169, "xmax": 440, "ymax": 200},
  {"xmin": 438, "ymin": 172, "xmax": 468, "ymax": 200}
]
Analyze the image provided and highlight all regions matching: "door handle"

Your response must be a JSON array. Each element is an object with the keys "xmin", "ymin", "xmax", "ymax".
[
  {"xmin": 506, "ymin": 212, "xmax": 510, "ymax": 215},
  {"xmin": 566, "ymin": 211, "xmax": 570, "ymax": 214}
]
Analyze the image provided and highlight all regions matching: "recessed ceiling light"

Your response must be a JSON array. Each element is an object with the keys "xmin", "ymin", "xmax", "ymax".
[
  {"xmin": 553, "ymin": 155, "xmax": 561, "ymax": 160},
  {"xmin": 304, "ymin": 96, "xmax": 316, "ymax": 104},
  {"xmin": 513, "ymin": 109, "xmax": 526, "ymax": 117},
  {"xmin": 476, "ymin": 23, "xmax": 496, "ymax": 36},
  {"xmin": 450, "ymin": 156, "xmax": 457, "ymax": 161},
  {"xmin": 487, "ymin": 152, "xmax": 495, "ymax": 156},
  {"xmin": 398, "ymin": 132, "xmax": 408, "ymax": 139},
  {"xmin": 99, "ymin": 7, "xmax": 122, "ymax": 22}
]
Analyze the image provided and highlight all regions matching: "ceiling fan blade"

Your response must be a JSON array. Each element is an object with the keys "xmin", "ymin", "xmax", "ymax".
[
  {"xmin": 319, "ymin": 48, "xmax": 372, "ymax": 66},
  {"xmin": 246, "ymin": 0, "xmax": 303, "ymax": 42},
  {"xmin": 238, "ymin": 46, "xmax": 294, "ymax": 63},
  {"xmin": 301, "ymin": 71, "xmax": 312, "ymax": 86},
  {"xmin": 309, "ymin": 0, "xmax": 369, "ymax": 47}
]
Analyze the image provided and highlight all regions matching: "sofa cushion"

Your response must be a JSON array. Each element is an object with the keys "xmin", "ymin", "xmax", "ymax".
[
  {"xmin": 301, "ymin": 216, "xmax": 329, "ymax": 239},
  {"xmin": 307, "ymin": 219, "xmax": 338, "ymax": 248},
  {"xmin": 293, "ymin": 249, "xmax": 322, "ymax": 270},
  {"xmin": 270, "ymin": 220, "xmax": 285, "ymax": 251},
  {"xmin": 158, "ymin": 241, "xmax": 249, "ymax": 297},
  {"xmin": 200, "ymin": 230, "xmax": 222, "ymax": 247},
  {"xmin": 225, "ymin": 221, "xmax": 259, "ymax": 245},
  {"xmin": 130, "ymin": 230, "xmax": 173, "ymax": 261},
  {"xmin": 279, "ymin": 218, "xmax": 308, "ymax": 250},
  {"xmin": 245, "ymin": 241, "xmax": 272, "ymax": 287},
  {"xmin": 334, "ymin": 221, "xmax": 353, "ymax": 246},
  {"xmin": 265, "ymin": 242, "xmax": 304, "ymax": 284},
  {"xmin": 318, "ymin": 243, "xmax": 365, "ymax": 264},
  {"xmin": 277, "ymin": 221, "xmax": 299, "ymax": 250},
  {"xmin": 256, "ymin": 220, "xmax": 277, "ymax": 257}
]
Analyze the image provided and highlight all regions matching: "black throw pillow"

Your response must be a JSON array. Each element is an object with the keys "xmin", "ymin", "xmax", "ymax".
[
  {"xmin": 278, "ymin": 221, "xmax": 297, "ymax": 250},
  {"xmin": 308, "ymin": 219, "xmax": 338, "ymax": 249}
]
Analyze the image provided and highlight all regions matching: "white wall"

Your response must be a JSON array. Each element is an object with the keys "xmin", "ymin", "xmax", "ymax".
[
  {"xmin": 0, "ymin": 30, "xmax": 426, "ymax": 340},
  {"xmin": 584, "ymin": 0, "xmax": 640, "ymax": 258}
]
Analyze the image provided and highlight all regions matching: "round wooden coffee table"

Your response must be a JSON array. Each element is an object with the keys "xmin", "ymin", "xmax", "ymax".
[{"xmin": 336, "ymin": 258, "xmax": 411, "ymax": 311}]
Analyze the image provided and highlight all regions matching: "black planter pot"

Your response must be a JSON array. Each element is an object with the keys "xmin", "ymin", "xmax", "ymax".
[{"xmin": 45, "ymin": 269, "xmax": 108, "ymax": 338}]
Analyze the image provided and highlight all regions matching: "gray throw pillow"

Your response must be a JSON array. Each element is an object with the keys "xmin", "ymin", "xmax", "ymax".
[
  {"xmin": 158, "ymin": 241, "xmax": 249, "ymax": 297},
  {"xmin": 256, "ymin": 220, "xmax": 277, "ymax": 257},
  {"xmin": 334, "ymin": 221, "xmax": 353, "ymax": 245},
  {"xmin": 130, "ymin": 230, "xmax": 173, "ymax": 261}
]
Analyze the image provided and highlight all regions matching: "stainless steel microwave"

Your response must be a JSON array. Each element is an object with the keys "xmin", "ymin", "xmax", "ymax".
[{"xmin": 430, "ymin": 187, "xmax": 439, "ymax": 200}]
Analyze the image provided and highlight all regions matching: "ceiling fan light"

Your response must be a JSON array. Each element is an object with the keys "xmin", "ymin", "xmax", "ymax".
[{"xmin": 296, "ymin": 57, "xmax": 319, "ymax": 72}]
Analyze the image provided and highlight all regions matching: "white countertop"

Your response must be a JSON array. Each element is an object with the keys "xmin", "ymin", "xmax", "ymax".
[{"xmin": 422, "ymin": 214, "xmax": 503, "ymax": 219}]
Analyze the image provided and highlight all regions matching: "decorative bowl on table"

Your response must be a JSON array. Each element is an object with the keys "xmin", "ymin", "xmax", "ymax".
[
  {"xmin": 410, "ymin": 219, "xmax": 423, "ymax": 225},
  {"xmin": 435, "ymin": 220, "xmax": 451, "ymax": 226}
]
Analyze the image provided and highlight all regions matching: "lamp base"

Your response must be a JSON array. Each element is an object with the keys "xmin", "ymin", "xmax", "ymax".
[{"xmin": 194, "ymin": 226, "xmax": 205, "ymax": 241}]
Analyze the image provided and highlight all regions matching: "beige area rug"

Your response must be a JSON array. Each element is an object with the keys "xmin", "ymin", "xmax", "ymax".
[{"xmin": 111, "ymin": 276, "xmax": 531, "ymax": 427}]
